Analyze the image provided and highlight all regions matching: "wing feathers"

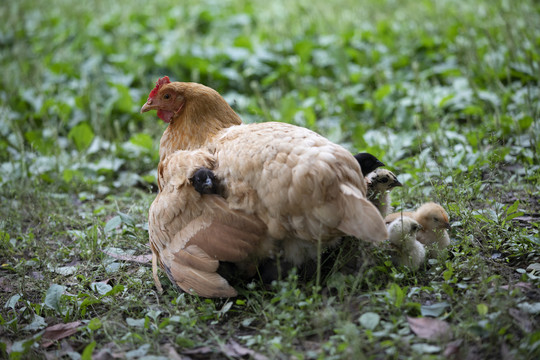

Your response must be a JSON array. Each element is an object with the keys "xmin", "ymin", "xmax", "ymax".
[
  {"xmin": 338, "ymin": 184, "xmax": 388, "ymax": 243},
  {"xmin": 164, "ymin": 259, "xmax": 237, "ymax": 298}
]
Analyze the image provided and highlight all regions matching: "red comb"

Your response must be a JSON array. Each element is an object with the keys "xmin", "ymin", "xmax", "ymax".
[{"xmin": 148, "ymin": 76, "xmax": 171, "ymax": 99}]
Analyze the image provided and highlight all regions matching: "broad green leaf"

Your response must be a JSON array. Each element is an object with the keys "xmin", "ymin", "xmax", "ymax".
[
  {"xmin": 68, "ymin": 122, "xmax": 94, "ymax": 151},
  {"xmin": 91, "ymin": 282, "xmax": 113, "ymax": 296},
  {"xmin": 359, "ymin": 312, "xmax": 380, "ymax": 330},
  {"xmin": 87, "ymin": 318, "xmax": 102, "ymax": 331},
  {"xmin": 105, "ymin": 284, "xmax": 124, "ymax": 297},
  {"xmin": 5, "ymin": 294, "xmax": 21, "ymax": 310},
  {"xmin": 126, "ymin": 317, "xmax": 145, "ymax": 327},
  {"xmin": 477, "ymin": 303, "xmax": 488, "ymax": 316},
  {"xmin": 421, "ymin": 302, "xmax": 450, "ymax": 317},
  {"xmin": 112, "ymin": 83, "xmax": 134, "ymax": 113},
  {"xmin": 23, "ymin": 315, "xmax": 47, "ymax": 331},
  {"xmin": 81, "ymin": 341, "xmax": 96, "ymax": 360},
  {"xmin": 387, "ymin": 283, "xmax": 405, "ymax": 308},
  {"xmin": 44, "ymin": 284, "xmax": 65, "ymax": 313},
  {"xmin": 130, "ymin": 133, "xmax": 153, "ymax": 150},
  {"xmin": 104, "ymin": 216, "xmax": 122, "ymax": 233},
  {"xmin": 411, "ymin": 343, "xmax": 441, "ymax": 354},
  {"xmin": 374, "ymin": 84, "xmax": 392, "ymax": 101}
]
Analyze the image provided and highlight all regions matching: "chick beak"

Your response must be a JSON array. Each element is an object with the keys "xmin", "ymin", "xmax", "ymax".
[
  {"xmin": 392, "ymin": 179, "xmax": 402, "ymax": 188},
  {"xmin": 140, "ymin": 99, "xmax": 155, "ymax": 113},
  {"xmin": 203, "ymin": 177, "xmax": 213, "ymax": 190},
  {"xmin": 444, "ymin": 222, "xmax": 451, "ymax": 230}
]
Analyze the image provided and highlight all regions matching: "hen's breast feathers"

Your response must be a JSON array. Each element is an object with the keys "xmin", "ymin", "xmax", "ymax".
[{"xmin": 208, "ymin": 122, "xmax": 387, "ymax": 253}]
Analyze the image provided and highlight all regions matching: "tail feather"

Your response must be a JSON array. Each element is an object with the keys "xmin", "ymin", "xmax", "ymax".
[{"xmin": 338, "ymin": 183, "xmax": 388, "ymax": 243}]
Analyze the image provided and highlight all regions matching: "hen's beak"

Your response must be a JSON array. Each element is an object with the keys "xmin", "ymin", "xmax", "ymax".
[{"xmin": 140, "ymin": 100, "xmax": 155, "ymax": 113}]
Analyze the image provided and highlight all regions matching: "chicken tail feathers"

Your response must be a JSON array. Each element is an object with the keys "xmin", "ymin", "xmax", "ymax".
[
  {"xmin": 163, "ymin": 245, "xmax": 237, "ymax": 298},
  {"xmin": 338, "ymin": 183, "xmax": 388, "ymax": 243}
]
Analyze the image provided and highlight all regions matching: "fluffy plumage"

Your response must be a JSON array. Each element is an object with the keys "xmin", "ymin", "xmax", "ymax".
[
  {"xmin": 387, "ymin": 217, "xmax": 425, "ymax": 268},
  {"xmin": 142, "ymin": 80, "xmax": 388, "ymax": 293},
  {"xmin": 385, "ymin": 202, "xmax": 451, "ymax": 256},
  {"xmin": 366, "ymin": 169, "xmax": 402, "ymax": 217},
  {"xmin": 354, "ymin": 153, "xmax": 385, "ymax": 176},
  {"xmin": 149, "ymin": 149, "xmax": 271, "ymax": 297}
]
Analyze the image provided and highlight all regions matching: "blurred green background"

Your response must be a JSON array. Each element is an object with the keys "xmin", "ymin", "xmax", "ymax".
[{"xmin": 1, "ymin": 0, "xmax": 538, "ymax": 193}]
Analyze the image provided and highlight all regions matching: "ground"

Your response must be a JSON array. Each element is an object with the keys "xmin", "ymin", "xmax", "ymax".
[{"xmin": 1, "ymin": 0, "xmax": 539, "ymax": 359}]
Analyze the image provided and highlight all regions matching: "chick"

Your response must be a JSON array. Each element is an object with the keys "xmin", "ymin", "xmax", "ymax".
[
  {"xmin": 190, "ymin": 167, "xmax": 219, "ymax": 195},
  {"xmin": 387, "ymin": 217, "xmax": 425, "ymax": 269},
  {"xmin": 354, "ymin": 152, "xmax": 385, "ymax": 176},
  {"xmin": 365, "ymin": 169, "xmax": 402, "ymax": 217},
  {"xmin": 385, "ymin": 202, "xmax": 451, "ymax": 257}
]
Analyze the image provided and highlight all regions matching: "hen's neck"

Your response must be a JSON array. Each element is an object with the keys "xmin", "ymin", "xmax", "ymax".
[{"xmin": 158, "ymin": 104, "xmax": 242, "ymax": 161}]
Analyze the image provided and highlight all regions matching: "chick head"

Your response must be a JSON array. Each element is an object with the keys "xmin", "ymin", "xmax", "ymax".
[
  {"xmin": 388, "ymin": 217, "xmax": 422, "ymax": 245},
  {"xmin": 415, "ymin": 202, "xmax": 451, "ymax": 232},
  {"xmin": 366, "ymin": 169, "xmax": 402, "ymax": 192}
]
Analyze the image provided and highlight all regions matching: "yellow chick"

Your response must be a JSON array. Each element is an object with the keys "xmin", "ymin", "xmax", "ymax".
[
  {"xmin": 387, "ymin": 217, "xmax": 425, "ymax": 268},
  {"xmin": 385, "ymin": 202, "xmax": 451, "ymax": 257}
]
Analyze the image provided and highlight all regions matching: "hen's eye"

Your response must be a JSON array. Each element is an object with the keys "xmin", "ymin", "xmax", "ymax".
[{"xmin": 164, "ymin": 94, "xmax": 171, "ymax": 99}]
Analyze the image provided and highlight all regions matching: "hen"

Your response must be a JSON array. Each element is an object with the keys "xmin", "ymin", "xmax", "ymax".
[
  {"xmin": 148, "ymin": 149, "xmax": 270, "ymax": 297},
  {"xmin": 142, "ymin": 77, "xmax": 388, "ymax": 294}
]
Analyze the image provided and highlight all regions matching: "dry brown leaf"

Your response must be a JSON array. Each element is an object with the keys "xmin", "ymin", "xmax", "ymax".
[
  {"xmin": 162, "ymin": 343, "xmax": 189, "ymax": 360},
  {"xmin": 220, "ymin": 340, "xmax": 268, "ymax": 360},
  {"xmin": 0, "ymin": 277, "xmax": 14, "ymax": 292},
  {"xmin": 101, "ymin": 250, "xmax": 152, "ymax": 264},
  {"xmin": 501, "ymin": 282, "xmax": 532, "ymax": 290},
  {"xmin": 443, "ymin": 339, "xmax": 463, "ymax": 358},
  {"xmin": 41, "ymin": 321, "xmax": 82, "ymax": 348},
  {"xmin": 509, "ymin": 308, "xmax": 534, "ymax": 332},
  {"xmin": 407, "ymin": 316, "xmax": 451, "ymax": 341},
  {"xmin": 182, "ymin": 346, "xmax": 213, "ymax": 355}
]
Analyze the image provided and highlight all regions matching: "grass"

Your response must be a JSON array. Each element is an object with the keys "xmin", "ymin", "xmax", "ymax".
[{"xmin": 1, "ymin": 0, "xmax": 540, "ymax": 358}]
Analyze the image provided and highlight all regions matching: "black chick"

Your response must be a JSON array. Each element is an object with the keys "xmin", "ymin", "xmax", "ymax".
[
  {"xmin": 354, "ymin": 153, "xmax": 385, "ymax": 176},
  {"xmin": 190, "ymin": 167, "xmax": 219, "ymax": 195}
]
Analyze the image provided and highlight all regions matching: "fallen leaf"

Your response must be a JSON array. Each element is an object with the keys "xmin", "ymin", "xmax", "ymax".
[
  {"xmin": 407, "ymin": 317, "xmax": 451, "ymax": 341},
  {"xmin": 182, "ymin": 346, "xmax": 213, "ymax": 355},
  {"xmin": 41, "ymin": 321, "xmax": 82, "ymax": 348},
  {"xmin": 500, "ymin": 282, "xmax": 531, "ymax": 290},
  {"xmin": 102, "ymin": 249, "xmax": 152, "ymax": 264},
  {"xmin": 162, "ymin": 344, "xmax": 188, "ymax": 360},
  {"xmin": 443, "ymin": 339, "xmax": 463, "ymax": 357},
  {"xmin": 0, "ymin": 277, "xmax": 13, "ymax": 292},
  {"xmin": 31, "ymin": 271, "xmax": 44, "ymax": 280},
  {"xmin": 44, "ymin": 340, "xmax": 76, "ymax": 360},
  {"xmin": 220, "ymin": 340, "xmax": 268, "ymax": 360},
  {"xmin": 509, "ymin": 308, "xmax": 534, "ymax": 332},
  {"xmin": 513, "ymin": 216, "xmax": 539, "ymax": 223},
  {"xmin": 91, "ymin": 342, "xmax": 124, "ymax": 360}
]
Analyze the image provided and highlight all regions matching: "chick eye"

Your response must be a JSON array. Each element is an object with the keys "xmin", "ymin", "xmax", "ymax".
[
  {"xmin": 380, "ymin": 177, "xmax": 388, "ymax": 183},
  {"xmin": 164, "ymin": 94, "xmax": 171, "ymax": 99},
  {"xmin": 433, "ymin": 217, "xmax": 439, "ymax": 222}
]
